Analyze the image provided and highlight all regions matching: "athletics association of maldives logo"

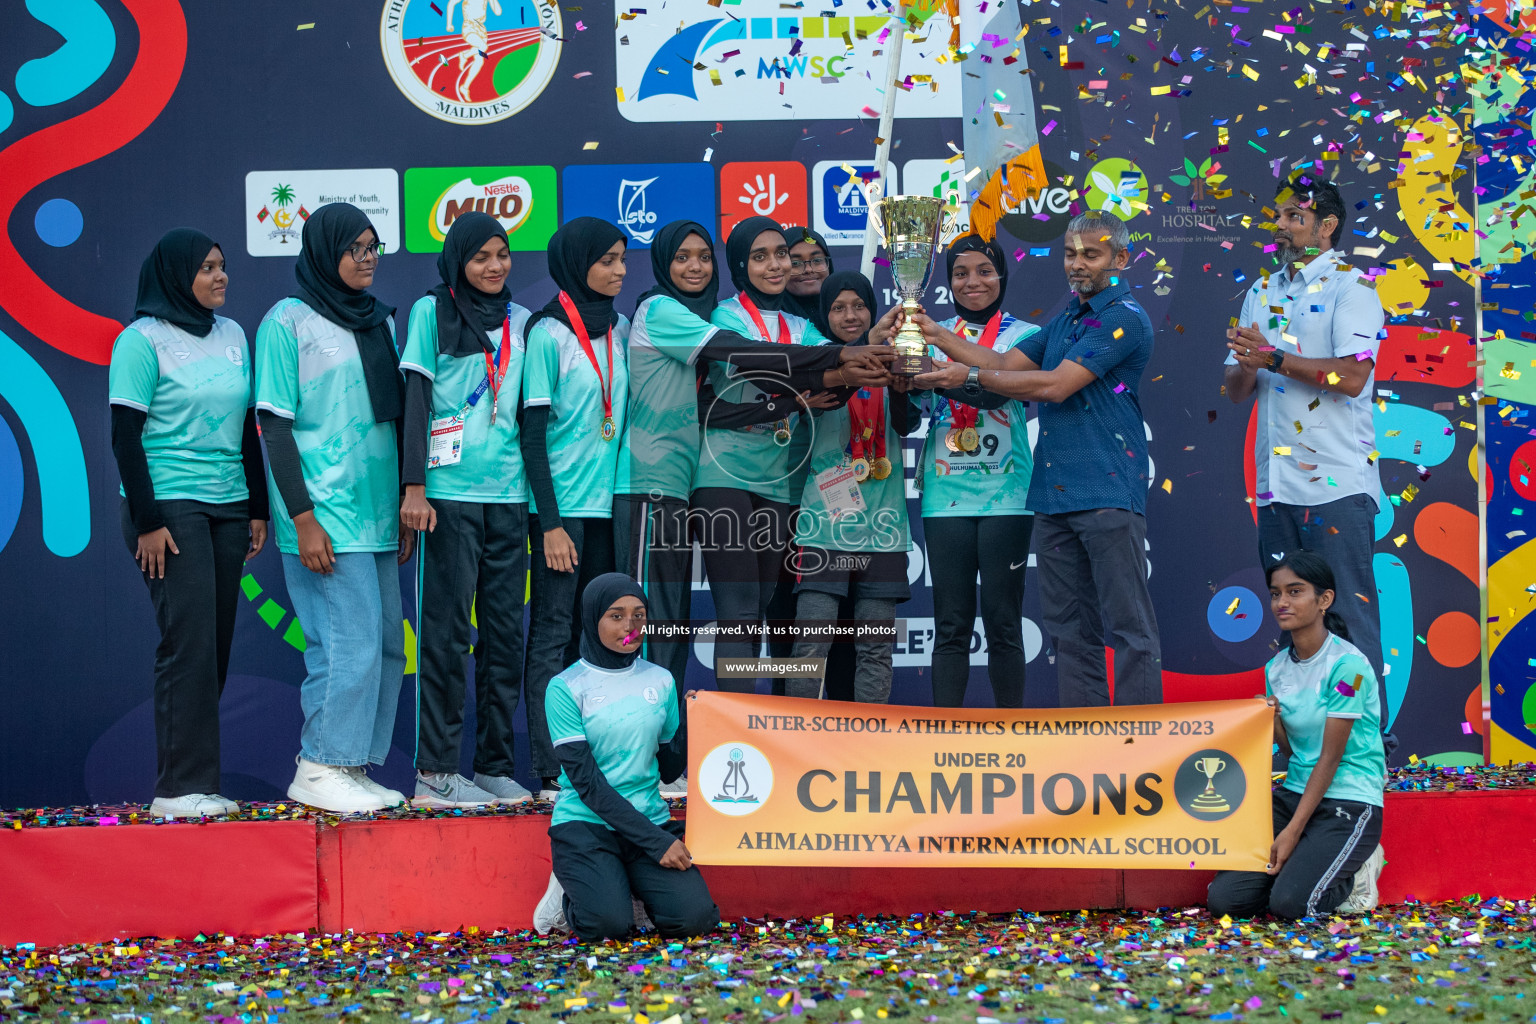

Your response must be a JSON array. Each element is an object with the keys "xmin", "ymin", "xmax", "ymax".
[
  {"xmin": 698, "ymin": 743, "xmax": 773, "ymax": 817},
  {"xmin": 380, "ymin": 0, "xmax": 562, "ymax": 125}
]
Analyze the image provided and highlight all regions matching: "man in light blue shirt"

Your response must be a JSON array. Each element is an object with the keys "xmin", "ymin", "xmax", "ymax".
[{"xmin": 1223, "ymin": 174, "xmax": 1391, "ymax": 747}]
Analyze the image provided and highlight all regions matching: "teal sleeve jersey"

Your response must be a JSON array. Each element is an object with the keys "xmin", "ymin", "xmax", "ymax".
[
  {"xmin": 1266, "ymin": 634, "xmax": 1387, "ymax": 808},
  {"xmin": 694, "ymin": 298, "xmax": 825, "ymax": 504},
  {"xmin": 399, "ymin": 295, "xmax": 530, "ymax": 503},
  {"xmin": 522, "ymin": 314, "xmax": 630, "ymax": 518},
  {"xmin": 255, "ymin": 298, "xmax": 400, "ymax": 555},
  {"xmin": 615, "ymin": 295, "xmax": 717, "ymax": 501},
  {"xmin": 547, "ymin": 658, "xmax": 679, "ymax": 831},
  {"xmin": 793, "ymin": 388, "xmax": 912, "ymax": 553},
  {"xmin": 107, "ymin": 316, "xmax": 252, "ymax": 504},
  {"xmin": 916, "ymin": 314, "xmax": 1040, "ymax": 518}
]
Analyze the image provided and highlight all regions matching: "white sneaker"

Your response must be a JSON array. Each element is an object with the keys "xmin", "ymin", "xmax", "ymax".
[
  {"xmin": 532, "ymin": 873, "xmax": 569, "ymax": 935},
  {"xmin": 1338, "ymin": 844, "xmax": 1386, "ymax": 915},
  {"xmin": 660, "ymin": 775, "xmax": 688, "ymax": 799},
  {"xmin": 347, "ymin": 766, "xmax": 406, "ymax": 807},
  {"xmin": 287, "ymin": 758, "xmax": 387, "ymax": 813},
  {"xmin": 632, "ymin": 897, "xmax": 654, "ymax": 932},
  {"xmin": 474, "ymin": 773, "xmax": 533, "ymax": 805},
  {"xmin": 537, "ymin": 781, "xmax": 562, "ymax": 803},
  {"xmin": 149, "ymin": 794, "xmax": 231, "ymax": 820},
  {"xmin": 412, "ymin": 772, "xmax": 497, "ymax": 809},
  {"xmin": 210, "ymin": 794, "xmax": 241, "ymax": 814}
]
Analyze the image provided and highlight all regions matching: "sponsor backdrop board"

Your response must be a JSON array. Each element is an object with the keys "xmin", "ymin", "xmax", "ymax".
[
  {"xmin": 0, "ymin": 0, "xmax": 1480, "ymax": 807},
  {"xmin": 685, "ymin": 692, "xmax": 1274, "ymax": 869}
]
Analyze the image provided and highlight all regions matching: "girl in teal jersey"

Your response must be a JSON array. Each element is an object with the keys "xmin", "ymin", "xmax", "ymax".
[
  {"xmin": 110, "ymin": 228, "xmax": 269, "ymax": 820},
  {"xmin": 399, "ymin": 211, "xmax": 533, "ymax": 809},
  {"xmin": 1207, "ymin": 551, "xmax": 1387, "ymax": 919},
  {"xmin": 785, "ymin": 271, "xmax": 911, "ymax": 703},
  {"xmin": 531, "ymin": 574, "xmax": 717, "ymax": 941},
  {"xmin": 256, "ymin": 203, "xmax": 411, "ymax": 815},
  {"xmin": 522, "ymin": 218, "xmax": 631, "ymax": 799},
  {"xmin": 908, "ymin": 237, "xmax": 1041, "ymax": 709}
]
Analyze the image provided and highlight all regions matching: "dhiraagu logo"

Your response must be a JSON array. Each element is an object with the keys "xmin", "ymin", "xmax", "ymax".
[
  {"xmin": 616, "ymin": 0, "xmax": 958, "ymax": 122},
  {"xmin": 403, "ymin": 166, "xmax": 557, "ymax": 253}
]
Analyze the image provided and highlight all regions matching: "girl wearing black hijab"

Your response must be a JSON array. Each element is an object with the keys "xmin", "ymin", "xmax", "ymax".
[
  {"xmin": 616, "ymin": 221, "xmax": 891, "ymax": 783},
  {"xmin": 255, "ymin": 203, "xmax": 411, "ymax": 815},
  {"xmin": 782, "ymin": 271, "xmax": 913, "ymax": 704},
  {"xmin": 906, "ymin": 235, "xmax": 1042, "ymax": 709},
  {"xmin": 530, "ymin": 573, "xmax": 718, "ymax": 941},
  {"xmin": 398, "ymin": 211, "xmax": 533, "ymax": 809},
  {"xmin": 109, "ymin": 228, "xmax": 269, "ymax": 820},
  {"xmin": 783, "ymin": 225, "xmax": 834, "ymax": 320},
  {"xmin": 691, "ymin": 217, "xmax": 852, "ymax": 691},
  {"xmin": 521, "ymin": 217, "xmax": 631, "ymax": 800}
]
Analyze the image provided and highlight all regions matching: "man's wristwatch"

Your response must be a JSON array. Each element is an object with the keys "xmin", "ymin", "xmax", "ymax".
[
  {"xmin": 1267, "ymin": 350, "xmax": 1286, "ymax": 373},
  {"xmin": 963, "ymin": 364, "xmax": 983, "ymax": 397}
]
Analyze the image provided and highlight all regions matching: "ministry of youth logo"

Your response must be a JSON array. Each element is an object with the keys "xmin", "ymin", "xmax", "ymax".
[
  {"xmin": 699, "ymin": 743, "xmax": 773, "ymax": 817},
  {"xmin": 380, "ymin": 0, "xmax": 562, "ymax": 125}
]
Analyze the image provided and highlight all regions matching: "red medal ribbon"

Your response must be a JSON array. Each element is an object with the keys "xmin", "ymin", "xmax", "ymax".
[
  {"xmin": 946, "ymin": 312, "xmax": 1003, "ymax": 430},
  {"xmin": 482, "ymin": 314, "xmax": 512, "ymax": 416},
  {"xmin": 557, "ymin": 291, "xmax": 615, "ymax": 428},
  {"xmin": 738, "ymin": 294, "xmax": 790, "ymax": 345},
  {"xmin": 848, "ymin": 386, "xmax": 887, "ymax": 462}
]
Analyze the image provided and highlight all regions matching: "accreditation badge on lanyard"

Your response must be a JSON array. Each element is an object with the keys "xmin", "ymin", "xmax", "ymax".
[
  {"xmin": 738, "ymin": 294, "xmax": 793, "ymax": 446},
  {"xmin": 557, "ymin": 291, "xmax": 617, "ymax": 442},
  {"xmin": 432, "ymin": 304, "xmax": 512, "ymax": 469}
]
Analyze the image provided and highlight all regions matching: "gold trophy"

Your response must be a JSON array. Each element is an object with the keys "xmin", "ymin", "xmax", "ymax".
[
  {"xmin": 1190, "ymin": 756, "xmax": 1231, "ymax": 813},
  {"xmin": 871, "ymin": 194, "xmax": 948, "ymax": 376}
]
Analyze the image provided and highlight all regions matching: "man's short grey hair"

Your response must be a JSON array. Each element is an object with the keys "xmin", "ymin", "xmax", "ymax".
[{"xmin": 1065, "ymin": 212, "xmax": 1130, "ymax": 253}]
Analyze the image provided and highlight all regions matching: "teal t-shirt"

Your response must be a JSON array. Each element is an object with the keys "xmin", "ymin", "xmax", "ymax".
[
  {"xmin": 794, "ymin": 388, "xmax": 912, "ymax": 553},
  {"xmin": 914, "ymin": 314, "xmax": 1040, "ymax": 518},
  {"xmin": 1266, "ymin": 633, "xmax": 1387, "ymax": 808},
  {"xmin": 546, "ymin": 657, "xmax": 679, "ymax": 830},
  {"xmin": 254, "ymin": 298, "xmax": 401, "ymax": 555},
  {"xmin": 108, "ymin": 316, "xmax": 252, "ymax": 504},
  {"xmin": 695, "ymin": 297, "xmax": 827, "ymax": 504},
  {"xmin": 399, "ymin": 295, "xmax": 530, "ymax": 503},
  {"xmin": 522, "ymin": 314, "xmax": 630, "ymax": 518},
  {"xmin": 615, "ymin": 295, "xmax": 717, "ymax": 502}
]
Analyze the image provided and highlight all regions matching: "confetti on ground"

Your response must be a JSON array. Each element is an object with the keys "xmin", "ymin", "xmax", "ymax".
[{"xmin": 3, "ymin": 900, "xmax": 1534, "ymax": 1022}]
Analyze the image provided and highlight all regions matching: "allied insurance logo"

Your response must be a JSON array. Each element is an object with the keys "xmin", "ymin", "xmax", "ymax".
[
  {"xmin": 381, "ymin": 0, "xmax": 561, "ymax": 125},
  {"xmin": 698, "ymin": 743, "xmax": 773, "ymax": 817},
  {"xmin": 403, "ymin": 165, "xmax": 558, "ymax": 253},
  {"xmin": 616, "ymin": 0, "xmax": 957, "ymax": 122}
]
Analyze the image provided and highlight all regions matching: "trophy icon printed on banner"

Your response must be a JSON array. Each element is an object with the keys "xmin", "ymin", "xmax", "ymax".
[
  {"xmin": 871, "ymin": 194, "xmax": 949, "ymax": 376},
  {"xmin": 1190, "ymin": 756, "xmax": 1231, "ymax": 813}
]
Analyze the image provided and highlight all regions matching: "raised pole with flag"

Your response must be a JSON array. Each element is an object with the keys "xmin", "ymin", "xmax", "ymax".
[{"xmin": 955, "ymin": 0, "xmax": 1047, "ymax": 242}]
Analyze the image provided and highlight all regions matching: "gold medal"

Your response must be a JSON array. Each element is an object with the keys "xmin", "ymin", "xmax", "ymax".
[
  {"xmin": 773, "ymin": 423, "xmax": 792, "ymax": 446},
  {"xmin": 944, "ymin": 429, "xmax": 961, "ymax": 453},
  {"xmin": 851, "ymin": 457, "xmax": 871, "ymax": 482},
  {"xmin": 959, "ymin": 427, "xmax": 980, "ymax": 452},
  {"xmin": 870, "ymin": 456, "xmax": 892, "ymax": 480},
  {"xmin": 600, "ymin": 415, "xmax": 617, "ymax": 442}
]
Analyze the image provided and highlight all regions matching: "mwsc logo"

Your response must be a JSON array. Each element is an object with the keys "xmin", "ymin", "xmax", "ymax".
[{"xmin": 381, "ymin": 0, "xmax": 561, "ymax": 125}]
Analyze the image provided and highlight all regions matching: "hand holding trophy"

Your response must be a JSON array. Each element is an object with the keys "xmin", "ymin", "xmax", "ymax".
[{"xmin": 870, "ymin": 194, "xmax": 949, "ymax": 376}]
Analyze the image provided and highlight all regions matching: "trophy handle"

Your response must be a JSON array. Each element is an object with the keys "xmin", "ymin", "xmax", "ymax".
[{"xmin": 868, "ymin": 196, "xmax": 888, "ymax": 246}]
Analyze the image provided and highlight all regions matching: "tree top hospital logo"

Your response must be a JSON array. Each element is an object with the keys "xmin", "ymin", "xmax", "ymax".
[
  {"xmin": 381, "ymin": 0, "xmax": 562, "ymax": 125},
  {"xmin": 1173, "ymin": 748, "xmax": 1247, "ymax": 822},
  {"xmin": 698, "ymin": 743, "xmax": 773, "ymax": 816}
]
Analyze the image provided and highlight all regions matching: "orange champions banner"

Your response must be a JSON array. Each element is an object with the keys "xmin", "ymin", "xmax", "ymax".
[{"xmin": 685, "ymin": 693, "xmax": 1273, "ymax": 870}]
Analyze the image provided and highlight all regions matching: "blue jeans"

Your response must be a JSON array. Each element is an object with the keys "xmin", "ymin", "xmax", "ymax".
[{"xmin": 281, "ymin": 551, "xmax": 406, "ymax": 767}]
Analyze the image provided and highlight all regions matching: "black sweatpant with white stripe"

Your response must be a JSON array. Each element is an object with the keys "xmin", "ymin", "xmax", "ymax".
[{"xmin": 1207, "ymin": 786, "xmax": 1382, "ymax": 920}]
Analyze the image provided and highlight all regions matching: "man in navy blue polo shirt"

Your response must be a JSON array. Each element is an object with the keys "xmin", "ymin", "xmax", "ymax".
[{"xmin": 911, "ymin": 212, "xmax": 1160, "ymax": 708}]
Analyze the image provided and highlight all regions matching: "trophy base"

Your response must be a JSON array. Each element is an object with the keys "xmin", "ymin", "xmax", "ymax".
[
  {"xmin": 1190, "ymin": 794, "xmax": 1231, "ymax": 812},
  {"xmin": 893, "ymin": 353, "xmax": 933, "ymax": 377}
]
